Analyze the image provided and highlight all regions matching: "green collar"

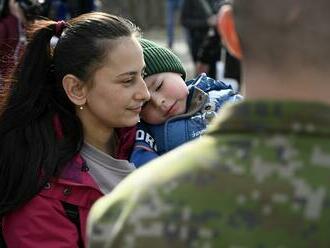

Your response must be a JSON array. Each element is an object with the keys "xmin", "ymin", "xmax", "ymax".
[{"xmin": 207, "ymin": 100, "xmax": 330, "ymax": 136}]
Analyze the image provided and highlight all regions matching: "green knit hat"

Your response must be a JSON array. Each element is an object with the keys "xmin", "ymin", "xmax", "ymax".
[{"xmin": 139, "ymin": 38, "xmax": 186, "ymax": 80}]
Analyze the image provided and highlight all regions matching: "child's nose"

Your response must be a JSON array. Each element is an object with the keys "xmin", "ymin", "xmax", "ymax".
[
  {"xmin": 151, "ymin": 93, "xmax": 166, "ymax": 109},
  {"xmin": 157, "ymin": 96, "xmax": 166, "ymax": 106}
]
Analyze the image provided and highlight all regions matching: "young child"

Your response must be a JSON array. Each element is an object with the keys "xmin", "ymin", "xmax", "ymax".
[{"xmin": 130, "ymin": 38, "xmax": 242, "ymax": 167}]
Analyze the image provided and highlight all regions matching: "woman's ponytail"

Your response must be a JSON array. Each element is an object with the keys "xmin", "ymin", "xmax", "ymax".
[{"xmin": 0, "ymin": 20, "xmax": 65, "ymax": 215}]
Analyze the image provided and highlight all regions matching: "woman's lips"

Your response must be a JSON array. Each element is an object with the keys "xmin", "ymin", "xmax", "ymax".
[{"xmin": 128, "ymin": 105, "xmax": 142, "ymax": 113}]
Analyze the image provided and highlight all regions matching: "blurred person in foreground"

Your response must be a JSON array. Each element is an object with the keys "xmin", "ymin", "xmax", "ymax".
[{"xmin": 88, "ymin": 0, "xmax": 330, "ymax": 247}]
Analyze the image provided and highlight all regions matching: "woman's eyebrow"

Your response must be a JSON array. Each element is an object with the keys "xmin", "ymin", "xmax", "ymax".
[
  {"xmin": 116, "ymin": 71, "xmax": 138, "ymax": 78},
  {"xmin": 116, "ymin": 65, "xmax": 145, "ymax": 78}
]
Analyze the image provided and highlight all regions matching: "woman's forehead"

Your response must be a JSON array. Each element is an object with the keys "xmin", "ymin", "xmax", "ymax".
[{"xmin": 101, "ymin": 37, "xmax": 144, "ymax": 74}]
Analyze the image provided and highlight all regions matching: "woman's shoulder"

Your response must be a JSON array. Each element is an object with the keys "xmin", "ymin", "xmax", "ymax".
[{"xmin": 43, "ymin": 154, "xmax": 102, "ymax": 203}]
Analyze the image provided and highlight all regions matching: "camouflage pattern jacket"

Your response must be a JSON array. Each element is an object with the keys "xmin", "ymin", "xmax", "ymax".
[
  {"xmin": 88, "ymin": 101, "xmax": 330, "ymax": 248},
  {"xmin": 130, "ymin": 73, "xmax": 242, "ymax": 167}
]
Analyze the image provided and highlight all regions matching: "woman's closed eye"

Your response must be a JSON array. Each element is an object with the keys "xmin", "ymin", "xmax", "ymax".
[
  {"xmin": 123, "ymin": 77, "xmax": 135, "ymax": 85},
  {"xmin": 123, "ymin": 70, "xmax": 146, "ymax": 85}
]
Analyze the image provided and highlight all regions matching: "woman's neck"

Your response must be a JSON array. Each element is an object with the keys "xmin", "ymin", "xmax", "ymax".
[
  {"xmin": 83, "ymin": 125, "xmax": 116, "ymax": 155},
  {"xmin": 78, "ymin": 113, "xmax": 114, "ymax": 155},
  {"xmin": 77, "ymin": 106, "xmax": 118, "ymax": 155}
]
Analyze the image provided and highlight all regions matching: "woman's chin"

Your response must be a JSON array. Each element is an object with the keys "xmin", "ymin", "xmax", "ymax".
[{"xmin": 125, "ymin": 116, "xmax": 141, "ymax": 127}]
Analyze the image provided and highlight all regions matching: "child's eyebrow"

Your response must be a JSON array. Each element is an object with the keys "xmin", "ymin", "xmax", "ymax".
[{"xmin": 146, "ymin": 80, "xmax": 157, "ymax": 89}]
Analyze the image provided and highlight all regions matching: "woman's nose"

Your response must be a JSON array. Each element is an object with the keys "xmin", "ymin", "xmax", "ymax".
[{"xmin": 135, "ymin": 78, "xmax": 150, "ymax": 101}]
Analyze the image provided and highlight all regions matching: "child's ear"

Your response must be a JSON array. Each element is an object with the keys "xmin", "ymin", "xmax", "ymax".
[
  {"xmin": 217, "ymin": 5, "xmax": 243, "ymax": 60},
  {"xmin": 62, "ymin": 74, "xmax": 87, "ymax": 106}
]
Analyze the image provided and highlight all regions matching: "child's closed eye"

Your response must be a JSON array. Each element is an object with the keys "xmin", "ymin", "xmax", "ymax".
[
  {"xmin": 155, "ymin": 81, "xmax": 163, "ymax": 91},
  {"xmin": 123, "ymin": 79, "xmax": 134, "ymax": 85}
]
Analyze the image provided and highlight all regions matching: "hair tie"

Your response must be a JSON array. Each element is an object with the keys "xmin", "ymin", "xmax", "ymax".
[{"xmin": 55, "ymin": 20, "xmax": 67, "ymax": 37}]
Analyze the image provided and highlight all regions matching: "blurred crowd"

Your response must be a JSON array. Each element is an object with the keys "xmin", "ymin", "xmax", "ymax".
[
  {"xmin": 1, "ymin": 0, "xmax": 241, "ymax": 90},
  {"xmin": 0, "ymin": 0, "xmax": 101, "ymax": 83},
  {"xmin": 167, "ymin": 0, "xmax": 240, "ymax": 89}
]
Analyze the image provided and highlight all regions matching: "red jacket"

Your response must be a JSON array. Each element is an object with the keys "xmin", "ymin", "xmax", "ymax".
[{"xmin": 3, "ymin": 154, "xmax": 103, "ymax": 247}]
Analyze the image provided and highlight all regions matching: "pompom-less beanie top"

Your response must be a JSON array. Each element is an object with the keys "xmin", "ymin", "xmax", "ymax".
[{"xmin": 139, "ymin": 38, "xmax": 186, "ymax": 80}]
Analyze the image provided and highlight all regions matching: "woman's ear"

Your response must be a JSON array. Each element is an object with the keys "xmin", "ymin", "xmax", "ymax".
[
  {"xmin": 62, "ymin": 74, "xmax": 87, "ymax": 106},
  {"xmin": 218, "ymin": 5, "xmax": 243, "ymax": 60}
]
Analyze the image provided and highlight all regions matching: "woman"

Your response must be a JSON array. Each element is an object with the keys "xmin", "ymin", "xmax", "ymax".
[{"xmin": 0, "ymin": 12, "xmax": 149, "ymax": 247}]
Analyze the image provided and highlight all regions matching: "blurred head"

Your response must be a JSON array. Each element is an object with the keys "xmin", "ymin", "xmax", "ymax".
[
  {"xmin": 139, "ymin": 39, "xmax": 188, "ymax": 124},
  {"xmin": 218, "ymin": 0, "xmax": 330, "ymax": 71}
]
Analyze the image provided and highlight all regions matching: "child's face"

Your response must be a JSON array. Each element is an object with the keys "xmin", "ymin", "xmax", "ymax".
[{"xmin": 140, "ymin": 72, "xmax": 189, "ymax": 125}]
